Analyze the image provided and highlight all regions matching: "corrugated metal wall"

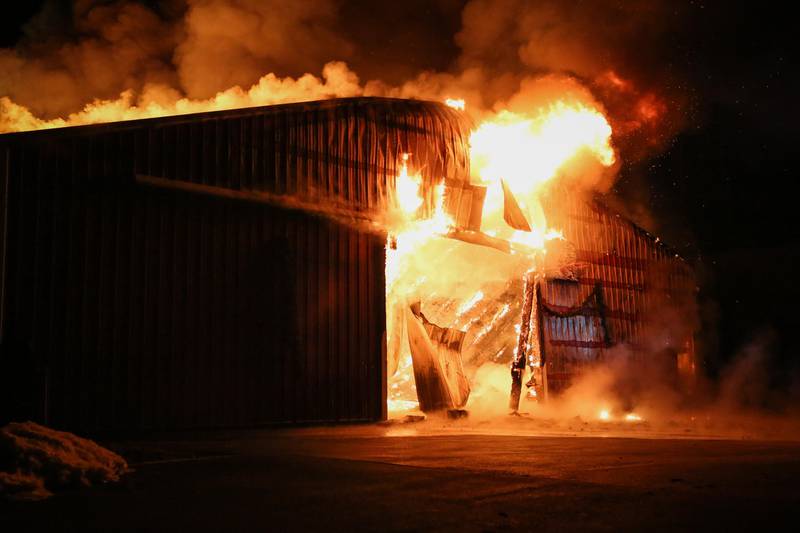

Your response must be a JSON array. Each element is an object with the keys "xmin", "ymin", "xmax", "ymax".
[
  {"xmin": 0, "ymin": 98, "xmax": 471, "ymax": 432},
  {"xmin": 78, "ymin": 97, "xmax": 467, "ymax": 217},
  {"xmin": 539, "ymin": 190, "xmax": 697, "ymax": 393}
]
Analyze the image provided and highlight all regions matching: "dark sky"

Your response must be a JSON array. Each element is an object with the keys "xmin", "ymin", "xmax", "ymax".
[
  {"xmin": 613, "ymin": 5, "xmax": 798, "ymax": 378},
  {"xmin": 1, "ymin": 1, "xmax": 797, "ymax": 376}
]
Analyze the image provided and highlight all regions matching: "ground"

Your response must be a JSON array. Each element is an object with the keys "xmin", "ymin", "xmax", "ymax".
[{"xmin": 2, "ymin": 422, "xmax": 799, "ymax": 531}]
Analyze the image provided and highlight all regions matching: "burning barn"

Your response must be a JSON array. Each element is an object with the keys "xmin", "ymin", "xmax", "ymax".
[{"xmin": 0, "ymin": 96, "xmax": 697, "ymax": 433}]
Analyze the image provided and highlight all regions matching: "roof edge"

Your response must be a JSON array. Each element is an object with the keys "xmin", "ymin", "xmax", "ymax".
[{"xmin": 0, "ymin": 96, "xmax": 467, "ymax": 140}]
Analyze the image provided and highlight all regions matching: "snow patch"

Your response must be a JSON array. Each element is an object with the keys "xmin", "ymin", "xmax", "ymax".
[{"xmin": 0, "ymin": 421, "xmax": 129, "ymax": 501}]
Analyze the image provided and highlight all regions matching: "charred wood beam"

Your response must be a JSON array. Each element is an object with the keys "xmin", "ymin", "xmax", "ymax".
[
  {"xmin": 533, "ymin": 281, "xmax": 547, "ymax": 400},
  {"xmin": 509, "ymin": 271, "xmax": 537, "ymax": 412}
]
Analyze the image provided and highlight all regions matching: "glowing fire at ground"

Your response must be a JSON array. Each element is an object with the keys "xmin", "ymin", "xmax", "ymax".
[
  {"xmin": 598, "ymin": 410, "xmax": 645, "ymax": 422},
  {"xmin": 386, "ymin": 95, "xmax": 617, "ymax": 415}
]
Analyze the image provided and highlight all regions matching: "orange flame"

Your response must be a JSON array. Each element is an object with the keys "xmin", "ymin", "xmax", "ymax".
[
  {"xmin": 394, "ymin": 154, "xmax": 424, "ymax": 217},
  {"xmin": 386, "ymin": 95, "xmax": 617, "ymax": 415},
  {"xmin": 470, "ymin": 101, "xmax": 615, "ymax": 252}
]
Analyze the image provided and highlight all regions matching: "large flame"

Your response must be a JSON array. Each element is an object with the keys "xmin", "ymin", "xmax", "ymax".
[
  {"xmin": 393, "ymin": 154, "xmax": 424, "ymax": 218},
  {"xmin": 471, "ymin": 101, "xmax": 615, "ymax": 251},
  {"xmin": 386, "ymin": 156, "xmax": 453, "ymax": 290},
  {"xmin": 386, "ymin": 96, "xmax": 617, "ymax": 415}
]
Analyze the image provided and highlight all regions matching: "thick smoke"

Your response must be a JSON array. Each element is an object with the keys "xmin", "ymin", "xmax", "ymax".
[
  {"xmin": 427, "ymin": 334, "xmax": 800, "ymax": 441},
  {"xmin": 0, "ymin": 1, "xmax": 180, "ymax": 118},
  {"xmin": 175, "ymin": 0, "xmax": 353, "ymax": 98},
  {"xmin": 455, "ymin": 0, "xmax": 690, "ymax": 154},
  {"xmin": 445, "ymin": 0, "xmax": 692, "ymax": 234},
  {"xmin": 0, "ymin": 1, "xmax": 359, "ymax": 125},
  {"xmin": 0, "ymin": 60, "xmax": 364, "ymax": 132},
  {"xmin": 1, "ymin": 0, "xmax": 690, "ymax": 152}
]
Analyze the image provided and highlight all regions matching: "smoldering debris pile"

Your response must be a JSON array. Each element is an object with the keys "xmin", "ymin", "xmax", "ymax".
[{"xmin": 0, "ymin": 422, "xmax": 129, "ymax": 501}]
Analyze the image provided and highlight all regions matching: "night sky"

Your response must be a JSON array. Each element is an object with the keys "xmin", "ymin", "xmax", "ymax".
[
  {"xmin": 2, "ymin": 2, "xmax": 797, "ymax": 380},
  {"xmin": 615, "ymin": 5, "xmax": 798, "ymax": 381}
]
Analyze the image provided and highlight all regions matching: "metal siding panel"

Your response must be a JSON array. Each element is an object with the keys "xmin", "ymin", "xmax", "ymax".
[
  {"xmin": 541, "ymin": 191, "xmax": 696, "ymax": 392},
  {"xmin": 224, "ymin": 199, "xmax": 236, "ymax": 425},
  {"xmin": 47, "ymin": 144, "xmax": 66, "ymax": 427},
  {"xmin": 96, "ymin": 137, "xmax": 114, "ymax": 429},
  {"xmin": 264, "ymin": 213, "xmax": 278, "ymax": 423},
  {"xmin": 325, "ymin": 222, "xmax": 336, "ymax": 421},
  {"xmin": 285, "ymin": 217, "xmax": 297, "ymax": 422},
  {"xmin": 140, "ymin": 191, "xmax": 157, "ymax": 428},
  {"xmin": 319, "ymin": 221, "xmax": 331, "ymax": 421},
  {"xmin": 170, "ymin": 191, "xmax": 185, "ymax": 427},
  {"xmin": 125, "ymin": 178, "xmax": 143, "ymax": 430},
  {"xmin": 0, "ymin": 144, "xmax": 8, "ymax": 347},
  {"xmin": 191, "ymin": 200, "xmax": 205, "ymax": 425},
  {"xmin": 230, "ymin": 118, "xmax": 241, "ymax": 190},
  {"xmin": 0, "ymin": 98, "xmax": 466, "ymax": 431},
  {"xmin": 32, "ymin": 143, "xmax": 53, "ymax": 425},
  {"xmin": 375, "ymin": 235, "xmax": 387, "ymax": 421},
  {"xmin": 337, "ymin": 226, "xmax": 348, "ymax": 420},
  {"xmin": 235, "ymin": 204, "xmax": 248, "ymax": 425},
  {"xmin": 326, "ymin": 222, "xmax": 337, "ymax": 420},
  {"xmin": 348, "ymin": 229, "xmax": 359, "ymax": 419},
  {"xmin": 366, "ymin": 232, "xmax": 376, "ymax": 419},
  {"xmin": 357, "ymin": 231, "xmax": 368, "ymax": 420},
  {"xmin": 112, "ymin": 142, "xmax": 131, "ymax": 430},
  {"xmin": 81, "ymin": 138, "xmax": 101, "ymax": 431},
  {"xmin": 296, "ymin": 216, "xmax": 307, "ymax": 421},
  {"xmin": 309, "ymin": 220, "xmax": 320, "ymax": 422}
]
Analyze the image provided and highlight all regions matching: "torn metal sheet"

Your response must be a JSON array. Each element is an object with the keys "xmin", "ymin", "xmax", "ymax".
[
  {"xmin": 500, "ymin": 179, "xmax": 532, "ymax": 232},
  {"xmin": 443, "ymin": 179, "xmax": 487, "ymax": 231},
  {"xmin": 405, "ymin": 302, "xmax": 470, "ymax": 411}
]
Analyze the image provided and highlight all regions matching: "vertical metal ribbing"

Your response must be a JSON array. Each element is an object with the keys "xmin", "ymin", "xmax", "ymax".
[
  {"xmin": 0, "ymin": 145, "xmax": 10, "ymax": 343},
  {"xmin": 0, "ymin": 99, "xmax": 468, "ymax": 431}
]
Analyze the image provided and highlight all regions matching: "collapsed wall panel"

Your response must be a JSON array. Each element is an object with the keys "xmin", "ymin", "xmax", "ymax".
[{"xmin": 405, "ymin": 302, "xmax": 470, "ymax": 411}]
